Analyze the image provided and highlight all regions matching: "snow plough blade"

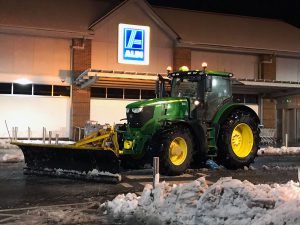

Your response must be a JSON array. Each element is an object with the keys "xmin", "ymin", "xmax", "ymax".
[
  {"xmin": 13, "ymin": 143, "xmax": 121, "ymax": 183},
  {"xmin": 11, "ymin": 125, "xmax": 122, "ymax": 183}
]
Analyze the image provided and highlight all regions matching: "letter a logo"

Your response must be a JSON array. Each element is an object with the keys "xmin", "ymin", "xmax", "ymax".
[{"xmin": 124, "ymin": 29, "xmax": 144, "ymax": 50}]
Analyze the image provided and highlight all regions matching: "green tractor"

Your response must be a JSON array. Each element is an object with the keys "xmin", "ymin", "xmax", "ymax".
[
  {"xmin": 12, "ymin": 67, "xmax": 260, "ymax": 181},
  {"xmin": 120, "ymin": 68, "xmax": 260, "ymax": 175}
]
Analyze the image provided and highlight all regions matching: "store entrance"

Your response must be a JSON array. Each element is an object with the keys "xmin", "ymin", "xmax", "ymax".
[{"xmin": 280, "ymin": 108, "xmax": 300, "ymax": 146}]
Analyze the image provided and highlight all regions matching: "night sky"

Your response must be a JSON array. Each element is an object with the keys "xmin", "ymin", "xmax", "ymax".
[{"xmin": 148, "ymin": 0, "xmax": 300, "ymax": 29}]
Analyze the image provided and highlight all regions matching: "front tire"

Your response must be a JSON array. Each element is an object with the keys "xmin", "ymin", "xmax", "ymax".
[
  {"xmin": 158, "ymin": 127, "xmax": 194, "ymax": 175},
  {"xmin": 217, "ymin": 110, "xmax": 260, "ymax": 169}
]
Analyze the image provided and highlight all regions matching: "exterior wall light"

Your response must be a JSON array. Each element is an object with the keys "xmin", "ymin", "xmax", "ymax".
[
  {"xmin": 166, "ymin": 66, "xmax": 172, "ymax": 73},
  {"xmin": 202, "ymin": 62, "xmax": 208, "ymax": 70}
]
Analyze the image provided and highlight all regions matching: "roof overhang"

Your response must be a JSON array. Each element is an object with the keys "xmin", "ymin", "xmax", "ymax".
[
  {"xmin": 74, "ymin": 69, "xmax": 164, "ymax": 90},
  {"xmin": 177, "ymin": 41, "xmax": 300, "ymax": 58},
  {"xmin": 233, "ymin": 79, "xmax": 300, "ymax": 98},
  {"xmin": 74, "ymin": 70, "xmax": 300, "ymax": 98},
  {"xmin": 0, "ymin": 24, "xmax": 94, "ymax": 39}
]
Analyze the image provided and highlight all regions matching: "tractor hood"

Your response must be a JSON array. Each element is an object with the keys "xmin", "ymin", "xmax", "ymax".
[{"xmin": 126, "ymin": 97, "xmax": 188, "ymax": 109}]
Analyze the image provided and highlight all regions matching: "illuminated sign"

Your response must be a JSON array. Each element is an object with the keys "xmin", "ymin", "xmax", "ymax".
[{"xmin": 118, "ymin": 23, "xmax": 150, "ymax": 65}]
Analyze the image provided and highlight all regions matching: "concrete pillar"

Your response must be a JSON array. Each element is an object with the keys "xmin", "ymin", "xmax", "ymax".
[
  {"xmin": 259, "ymin": 54, "xmax": 276, "ymax": 129},
  {"xmin": 71, "ymin": 39, "xmax": 91, "ymax": 131},
  {"xmin": 262, "ymin": 98, "xmax": 276, "ymax": 128},
  {"xmin": 173, "ymin": 47, "xmax": 191, "ymax": 71},
  {"xmin": 260, "ymin": 54, "xmax": 276, "ymax": 80}
]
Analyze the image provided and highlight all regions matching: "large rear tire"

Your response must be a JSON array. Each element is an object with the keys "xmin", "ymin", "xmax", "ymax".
[
  {"xmin": 158, "ymin": 127, "xmax": 194, "ymax": 175},
  {"xmin": 217, "ymin": 110, "xmax": 260, "ymax": 169}
]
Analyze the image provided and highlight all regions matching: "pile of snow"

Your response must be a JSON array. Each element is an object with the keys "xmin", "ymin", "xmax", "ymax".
[
  {"xmin": 103, "ymin": 177, "xmax": 300, "ymax": 225},
  {"xmin": 262, "ymin": 165, "xmax": 299, "ymax": 171},
  {"xmin": 0, "ymin": 139, "xmax": 18, "ymax": 149},
  {"xmin": 15, "ymin": 140, "xmax": 75, "ymax": 145},
  {"xmin": 0, "ymin": 148, "xmax": 24, "ymax": 163},
  {"xmin": 1, "ymin": 152, "xmax": 24, "ymax": 163},
  {"xmin": 54, "ymin": 168, "xmax": 122, "ymax": 181},
  {"xmin": 258, "ymin": 146, "xmax": 300, "ymax": 155}
]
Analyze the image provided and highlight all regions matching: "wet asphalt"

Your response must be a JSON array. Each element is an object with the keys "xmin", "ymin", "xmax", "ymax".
[{"xmin": 0, "ymin": 154, "xmax": 299, "ymax": 210}]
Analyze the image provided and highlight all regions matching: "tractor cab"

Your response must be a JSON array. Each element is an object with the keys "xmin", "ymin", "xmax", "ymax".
[{"xmin": 158, "ymin": 65, "xmax": 233, "ymax": 121}]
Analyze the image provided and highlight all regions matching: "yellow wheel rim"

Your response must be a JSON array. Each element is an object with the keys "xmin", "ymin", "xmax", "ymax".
[
  {"xmin": 169, "ymin": 137, "xmax": 188, "ymax": 166},
  {"xmin": 231, "ymin": 123, "xmax": 254, "ymax": 158}
]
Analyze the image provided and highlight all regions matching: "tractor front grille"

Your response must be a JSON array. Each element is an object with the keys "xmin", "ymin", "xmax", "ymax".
[{"xmin": 127, "ymin": 106, "xmax": 155, "ymax": 128}]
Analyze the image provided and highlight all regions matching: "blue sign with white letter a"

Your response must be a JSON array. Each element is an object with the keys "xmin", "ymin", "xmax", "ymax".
[{"xmin": 123, "ymin": 28, "xmax": 145, "ymax": 61}]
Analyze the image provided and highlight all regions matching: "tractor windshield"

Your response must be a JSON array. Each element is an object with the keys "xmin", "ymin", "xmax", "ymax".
[{"xmin": 171, "ymin": 78, "xmax": 198, "ymax": 98}]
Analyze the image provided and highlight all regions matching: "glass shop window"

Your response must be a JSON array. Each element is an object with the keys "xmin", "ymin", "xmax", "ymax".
[{"xmin": 13, "ymin": 83, "xmax": 32, "ymax": 95}]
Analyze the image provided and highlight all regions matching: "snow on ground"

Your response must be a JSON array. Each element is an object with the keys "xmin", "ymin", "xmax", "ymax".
[
  {"xmin": 0, "ymin": 148, "xmax": 24, "ymax": 163},
  {"xmin": 8, "ymin": 202, "xmax": 103, "ymax": 225},
  {"xmin": 0, "ymin": 152, "xmax": 24, "ymax": 162},
  {"xmin": 0, "ymin": 139, "xmax": 24, "ymax": 162},
  {"xmin": 103, "ymin": 177, "xmax": 300, "ymax": 225},
  {"xmin": 0, "ymin": 139, "xmax": 18, "ymax": 149},
  {"xmin": 53, "ymin": 168, "xmax": 122, "ymax": 181},
  {"xmin": 14, "ymin": 139, "xmax": 75, "ymax": 145},
  {"xmin": 26, "ymin": 205, "xmax": 101, "ymax": 225},
  {"xmin": 258, "ymin": 146, "xmax": 300, "ymax": 155}
]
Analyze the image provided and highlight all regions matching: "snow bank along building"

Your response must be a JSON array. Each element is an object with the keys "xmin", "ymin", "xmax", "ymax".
[{"xmin": 1, "ymin": 0, "xmax": 300, "ymax": 146}]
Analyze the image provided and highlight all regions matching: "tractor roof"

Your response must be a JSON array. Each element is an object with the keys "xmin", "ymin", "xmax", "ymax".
[{"xmin": 168, "ymin": 70, "xmax": 233, "ymax": 78}]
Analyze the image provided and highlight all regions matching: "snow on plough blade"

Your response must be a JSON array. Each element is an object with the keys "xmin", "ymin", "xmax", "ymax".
[{"xmin": 11, "ymin": 126, "xmax": 122, "ymax": 183}]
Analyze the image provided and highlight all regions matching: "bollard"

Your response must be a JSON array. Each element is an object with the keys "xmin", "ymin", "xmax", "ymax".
[
  {"xmin": 43, "ymin": 127, "xmax": 46, "ymax": 144},
  {"xmin": 78, "ymin": 127, "xmax": 82, "ymax": 141},
  {"xmin": 285, "ymin": 133, "xmax": 288, "ymax": 148},
  {"xmin": 73, "ymin": 128, "xmax": 76, "ymax": 141},
  {"xmin": 153, "ymin": 157, "xmax": 160, "ymax": 188},
  {"xmin": 12, "ymin": 127, "xmax": 15, "ymax": 140},
  {"xmin": 49, "ymin": 131, "xmax": 52, "ymax": 144},
  {"xmin": 14, "ymin": 127, "xmax": 18, "ymax": 141},
  {"xmin": 28, "ymin": 127, "xmax": 31, "ymax": 141},
  {"xmin": 55, "ymin": 134, "xmax": 59, "ymax": 144}
]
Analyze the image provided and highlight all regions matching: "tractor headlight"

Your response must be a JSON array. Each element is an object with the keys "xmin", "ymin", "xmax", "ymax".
[
  {"xmin": 132, "ymin": 107, "xmax": 143, "ymax": 113},
  {"xmin": 126, "ymin": 108, "xmax": 130, "ymax": 113}
]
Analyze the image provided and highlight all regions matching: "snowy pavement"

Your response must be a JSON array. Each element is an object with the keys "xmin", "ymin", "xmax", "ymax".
[
  {"xmin": 0, "ymin": 139, "xmax": 23, "ymax": 163},
  {"xmin": 0, "ymin": 139, "xmax": 300, "ymax": 225},
  {"xmin": 0, "ymin": 201, "xmax": 120, "ymax": 225},
  {"xmin": 259, "ymin": 146, "xmax": 300, "ymax": 155},
  {"xmin": 0, "ymin": 149, "xmax": 23, "ymax": 163},
  {"xmin": 0, "ymin": 155, "xmax": 299, "ymax": 224}
]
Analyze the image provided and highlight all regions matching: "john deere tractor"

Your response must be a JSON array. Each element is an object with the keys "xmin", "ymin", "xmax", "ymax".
[
  {"xmin": 12, "ymin": 67, "xmax": 260, "ymax": 181},
  {"xmin": 120, "ymin": 68, "xmax": 260, "ymax": 175}
]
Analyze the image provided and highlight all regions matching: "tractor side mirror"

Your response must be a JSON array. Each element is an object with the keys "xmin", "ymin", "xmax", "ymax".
[
  {"xmin": 156, "ymin": 74, "xmax": 168, "ymax": 98},
  {"xmin": 155, "ymin": 80, "xmax": 159, "ymax": 98},
  {"xmin": 205, "ymin": 76, "xmax": 212, "ymax": 92}
]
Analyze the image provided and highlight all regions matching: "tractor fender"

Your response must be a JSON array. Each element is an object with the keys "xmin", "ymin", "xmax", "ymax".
[
  {"xmin": 213, "ymin": 103, "xmax": 260, "ymax": 126},
  {"xmin": 211, "ymin": 103, "xmax": 260, "ymax": 147},
  {"xmin": 159, "ymin": 120, "xmax": 207, "ymax": 156}
]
